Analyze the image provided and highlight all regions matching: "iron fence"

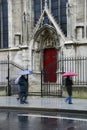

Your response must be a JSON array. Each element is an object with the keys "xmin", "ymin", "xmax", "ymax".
[
  {"xmin": 61, "ymin": 57, "xmax": 87, "ymax": 85},
  {"xmin": 0, "ymin": 56, "xmax": 87, "ymax": 97},
  {"xmin": 41, "ymin": 56, "xmax": 87, "ymax": 96}
]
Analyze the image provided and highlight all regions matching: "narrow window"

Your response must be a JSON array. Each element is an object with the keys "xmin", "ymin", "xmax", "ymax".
[{"xmin": 0, "ymin": 0, "xmax": 8, "ymax": 49}]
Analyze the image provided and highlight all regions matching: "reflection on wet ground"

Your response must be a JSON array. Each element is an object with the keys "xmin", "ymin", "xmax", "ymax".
[{"xmin": 0, "ymin": 110, "xmax": 87, "ymax": 130}]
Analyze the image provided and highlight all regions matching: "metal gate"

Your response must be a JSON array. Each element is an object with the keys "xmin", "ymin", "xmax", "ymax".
[{"xmin": 41, "ymin": 71, "xmax": 62, "ymax": 97}]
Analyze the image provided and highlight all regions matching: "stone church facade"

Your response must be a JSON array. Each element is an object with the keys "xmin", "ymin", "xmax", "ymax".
[
  {"xmin": 0, "ymin": 0, "xmax": 87, "ymax": 91},
  {"xmin": 0, "ymin": 0, "xmax": 86, "ymax": 68}
]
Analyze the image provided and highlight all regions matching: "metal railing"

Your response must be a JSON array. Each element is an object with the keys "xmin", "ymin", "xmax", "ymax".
[
  {"xmin": 0, "ymin": 56, "xmax": 87, "ymax": 96},
  {"xmin": 28, "ymin": 57, "xmax": 87, "ymax": 96}
]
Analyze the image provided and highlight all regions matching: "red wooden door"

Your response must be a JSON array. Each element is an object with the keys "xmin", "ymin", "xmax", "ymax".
[{"xmin": 43, "ymin": 49, "xmax": 57, "ymax": 82}]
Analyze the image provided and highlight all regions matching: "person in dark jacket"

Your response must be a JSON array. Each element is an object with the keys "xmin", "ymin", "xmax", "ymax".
[
  {"xmin": 18, "ymin": 74, "xmax": 28, "ymax": 104},
  {"xmin": 65, "ymin": 76, "xmax": 73, "ymax": 104}
]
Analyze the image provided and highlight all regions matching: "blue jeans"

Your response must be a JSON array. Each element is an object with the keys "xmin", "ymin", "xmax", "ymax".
[{"xmin": 65, "ymin": 96, "xmax": 72, "ymax": 104}]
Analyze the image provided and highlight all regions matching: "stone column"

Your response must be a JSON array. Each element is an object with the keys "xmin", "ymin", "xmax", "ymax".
[
  {"xmin": 22, "ymin": 0, "xmax": 27, "ymax": 45},
  {"xmin": 27, "ymin": 0, "xmax": 34, "ymax": 40},
  {"xmin": 22, "ymin": 49, "xmax": 28, "ymax": 69}
]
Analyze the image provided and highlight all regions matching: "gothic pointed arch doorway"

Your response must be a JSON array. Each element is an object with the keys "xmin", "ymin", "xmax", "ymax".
[{"xmin": 31, "ymin": 25, "xmax": 62, "ymax": 96}]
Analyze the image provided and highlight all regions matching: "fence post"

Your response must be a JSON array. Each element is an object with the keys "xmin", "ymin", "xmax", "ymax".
[
  {"xmin": 61, "ymin": 50, "xmax": 65, "ymax": 96},
  {"xmin": 41, "ymin": 70, "xmax": 43, "ymax": 97},
  {"xmin": 7, "ymin": 54, "xmax": 11, "ymax": 96}
]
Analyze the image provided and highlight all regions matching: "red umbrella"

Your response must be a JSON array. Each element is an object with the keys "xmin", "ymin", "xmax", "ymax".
[{"xmin": 62, "ymin": 71, "xmax": 77, "ymax": 77}]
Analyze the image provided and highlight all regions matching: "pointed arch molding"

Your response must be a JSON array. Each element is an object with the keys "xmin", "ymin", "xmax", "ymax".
[
  {"xmin": 34, "ymin": 24, "xmax": 57, "ymax": 40},
  {"xmin": 32, "ymin": 6, "xmax": 66, "ymax": 42},
  {"xmin": 33, "ymin": 24, "xmax": 60, "ymax": 50}
]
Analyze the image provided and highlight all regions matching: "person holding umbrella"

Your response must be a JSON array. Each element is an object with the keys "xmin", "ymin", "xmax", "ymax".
[
  {"xmin": 18, "ymin": 74, "xmax": 28, "ymax": 104},
  {"xmin": 16, "ymin": 70, "xmax": 32, "ymax": 104},
  {"xmin": 65, "ymin": 76, "xmax": 73, "ymax": 104},
  {"xmin": 62, "ymin": 72, "xmax": 77, "ymax": 104}
]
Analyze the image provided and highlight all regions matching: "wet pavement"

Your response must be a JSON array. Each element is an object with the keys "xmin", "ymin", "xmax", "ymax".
[
  {"xmin": 0, "ymin": 96, "xmax": 87, "ymax": 113},
  {"xmin": 0, "ymin": 96, "xmax": 87, "ymax": 129},
  {"xmin": 0, "ymin": 110, "xmax": 87, "ymax": 130}
]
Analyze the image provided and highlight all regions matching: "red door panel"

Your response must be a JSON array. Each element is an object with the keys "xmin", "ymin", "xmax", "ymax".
[{"xmin": 43, "ymin": 49, "xmax": 57, "ymax": 83}]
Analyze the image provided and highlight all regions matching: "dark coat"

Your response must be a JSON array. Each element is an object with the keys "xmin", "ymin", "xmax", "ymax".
[
  {"xmin": 18, "ymin": 75, "xmax": 28, "ymax": 93},
  {"xmin": 65, "ymin": 76, "xmax": 73, "ymax": 96}
]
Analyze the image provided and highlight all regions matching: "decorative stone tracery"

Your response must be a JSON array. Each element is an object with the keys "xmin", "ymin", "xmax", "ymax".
[{"xmin": 42, "ymin": 35, "xmax": 57, "ymax": 49}]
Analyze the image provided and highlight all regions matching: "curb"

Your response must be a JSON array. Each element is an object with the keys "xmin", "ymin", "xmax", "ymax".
[{"xmin": 0, "ymin": 106, "xmax": 87, "ymax": 114}]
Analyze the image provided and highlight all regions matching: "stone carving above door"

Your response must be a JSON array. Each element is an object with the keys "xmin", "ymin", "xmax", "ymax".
[{"xmin": 43, "ymin": 36, "xmax": 56, "ymax": 48}]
